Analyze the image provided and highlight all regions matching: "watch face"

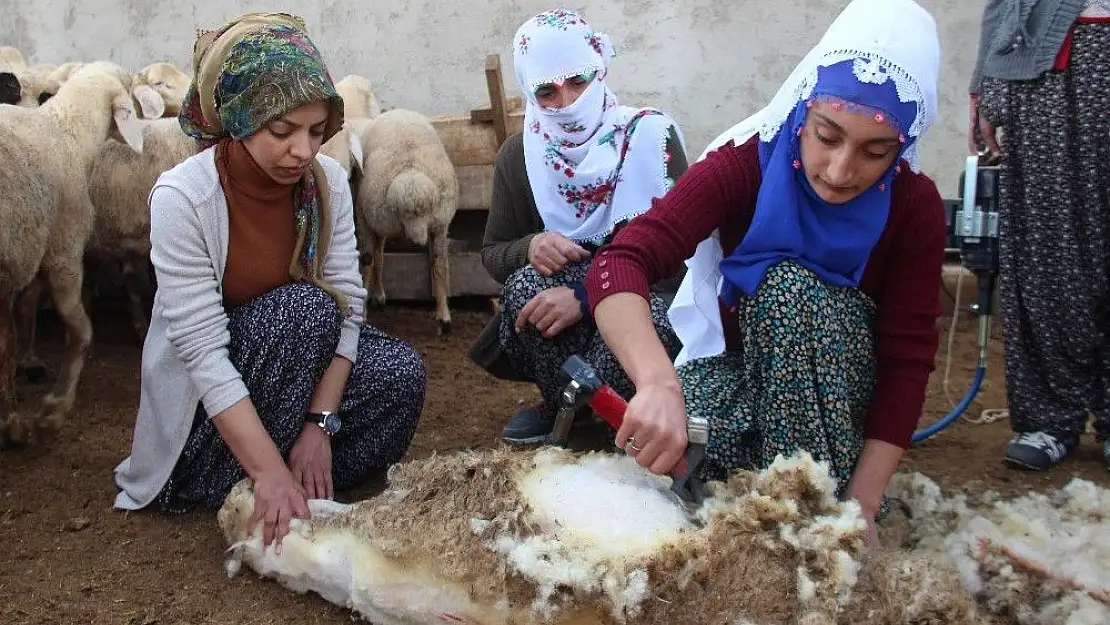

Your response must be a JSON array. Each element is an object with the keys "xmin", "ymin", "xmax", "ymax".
[{"xmin": 322, "ymin": 412, "xmax": 342, "ymax": 435}]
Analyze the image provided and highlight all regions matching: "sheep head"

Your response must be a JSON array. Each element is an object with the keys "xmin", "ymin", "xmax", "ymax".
[
  {"xmin": 62, "ymin": 61, "xmax": 156, "ymax": 153},
  {"xmin": 0, "ymin": 46, "xmax": 27, "ymax": 72},
  {"xmin": 133, "ymin": 62, "xmax": 190, "ymax": 118},
  {"xmin": 335, "ymin": 74, "xmax": 382, "ymax": 119}
]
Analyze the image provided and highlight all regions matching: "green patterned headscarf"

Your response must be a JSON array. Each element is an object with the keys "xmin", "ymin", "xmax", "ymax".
[{"xmin": 179, "ymin": 12, "xmax": 349, "ymax": 312}]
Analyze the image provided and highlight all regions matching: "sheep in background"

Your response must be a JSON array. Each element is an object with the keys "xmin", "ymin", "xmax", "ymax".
[
  {"xmin": 83, "ymin": 118, "xmax": 197, "ymax": 340},
  {"xmin": 0, "ymin": 46, "xmax": 27, "ymax": 72},
  {"xmin": 335, "ymin": 74, "xmax": 381, "ymax": 119},
  {"xmin": 8, "ymin": 58, "xmax": 172, "ymax": 376},
  {"xmin": 355, "ymin": 108, "xmax": 458, "ymax": 335},
  {"xmin": 218, "ymin": 448, "xmax": 979, "ymax": 625},
  {"xmin": 131, "ymin": 61, "xmax": 190, "ymax": 118},
  {"xmin": 319, "ymin": 74, "xmax": 382, "ymax": 184},
  {"xmin": 0, "ymin": 61, "xmax": 154, "ymax": 448}
]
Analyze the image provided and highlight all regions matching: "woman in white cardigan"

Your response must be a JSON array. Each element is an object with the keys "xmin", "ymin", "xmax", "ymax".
[{"xmin": 113, "ymin": 13, "xmax": 426, "ymax": 549}]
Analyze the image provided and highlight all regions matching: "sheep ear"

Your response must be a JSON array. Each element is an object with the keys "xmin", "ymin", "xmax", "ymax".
[
  {"xmin": 112, "ymin": 94, "xmax": 145, "ymax": 153},
  {"xmin": 346, "ymin": 128, "xmax": 363, "ymax": 173},
  {"xmin": 131, "ymin": 84, "xmax": 165, "ymax": 119}
]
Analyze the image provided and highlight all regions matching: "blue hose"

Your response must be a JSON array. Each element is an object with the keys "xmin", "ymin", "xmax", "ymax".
[{"xmin": 911, "ymin": 365, "xmax": 986, "ymax": 443}]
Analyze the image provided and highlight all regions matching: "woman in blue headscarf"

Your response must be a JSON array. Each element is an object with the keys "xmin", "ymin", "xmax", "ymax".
[{"xmin": 583, "ymin": 0, "xmax": 945, "ymax": 547}]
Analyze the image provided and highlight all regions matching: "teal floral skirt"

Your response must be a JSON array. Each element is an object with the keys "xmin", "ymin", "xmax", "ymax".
[{"xmin": 679, "ymin": 261, "xmax": 878, "ymax": 506}]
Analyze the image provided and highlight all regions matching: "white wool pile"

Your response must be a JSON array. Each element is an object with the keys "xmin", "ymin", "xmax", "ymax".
[
  {"xmin": 483, "ymin": 449, "xmax": 697, "ymax": 616},
  {"xmin": 888, "ymin": 471, "xmax": 1110, "ymax": 625}
]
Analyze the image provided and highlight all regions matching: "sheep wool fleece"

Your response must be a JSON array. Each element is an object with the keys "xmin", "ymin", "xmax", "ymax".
[
  {"xmin": 155, "ymin": 283, "xmax": 426, "ymax": 513},
  {"xmin": 978, "ymin": 21, "xmax": 1110, "ymax": 443},
  {"xmin": 178, "ymin": 12, "xmax": 347, "ymax": 309}
]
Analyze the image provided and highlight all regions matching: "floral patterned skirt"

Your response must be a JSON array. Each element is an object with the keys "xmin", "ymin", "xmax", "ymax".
[{"xmin": 677, "ymin": 261, "xmax": 878, "ymax": 504}]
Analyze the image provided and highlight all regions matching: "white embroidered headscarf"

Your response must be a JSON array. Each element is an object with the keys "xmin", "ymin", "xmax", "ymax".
[
  {"xmin": 512, "ymin": 8, "xmax": 685, "ymax": 245},
  {"xmin": 667, "ymin": 0, "xmax": 940, "ymax": 367}
]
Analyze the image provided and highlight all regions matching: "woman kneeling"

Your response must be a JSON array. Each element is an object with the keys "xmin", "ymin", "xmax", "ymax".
[
  {"xmin": 586, "ymin": 0, "xmax": 945, "ymax": 547},
  {"xmin": 113, "ymin": 13, "xmax": 426, "ymax": 547}
]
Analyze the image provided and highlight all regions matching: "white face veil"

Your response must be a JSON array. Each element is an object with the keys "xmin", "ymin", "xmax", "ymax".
[{"xmin": 667, "ymin": 0, "xmax": 941, "ymax": 367}]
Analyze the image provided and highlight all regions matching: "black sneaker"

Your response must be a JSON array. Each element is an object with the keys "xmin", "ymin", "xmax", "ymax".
[
  {"xmin": 501, "ymin": 401, "xmax": 589, "ymax": 445},
  {"xmin": 1003, "ymin": 431, "xmax": 1076, "ymax": 471}
]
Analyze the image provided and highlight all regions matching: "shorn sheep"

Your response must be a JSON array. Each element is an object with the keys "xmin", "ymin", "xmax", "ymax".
[
  {"xmin": 0, "ymin": 61, "xmax": 153, "ymax": 447},
  {"xmin": 355, "ymin": 108, "xmax": 458, "ymax": 335},
  {"xmin": 219, "ymin": 448, "xmax": 980, "ymax": 625}
]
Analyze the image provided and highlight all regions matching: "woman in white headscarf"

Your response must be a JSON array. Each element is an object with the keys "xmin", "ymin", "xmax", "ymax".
[
  {"xmin": 583, "ymin": 0, "xmax": 944, "ymax": 546},
  {"xmin": 469, "ymin": 9, "xmax": 689, "ymax": 445}
]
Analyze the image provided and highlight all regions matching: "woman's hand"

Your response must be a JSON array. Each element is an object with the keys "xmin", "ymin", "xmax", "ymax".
[
  {"xmin": 528, "ymin": 232, "xmax": 590, "ymax": 276},
  {"xmin": 613, "ymin": 382, "xmax": 689, "ymax": 475},
  {"xmin": 247, "ymin": 465, "xmax": 310, "ymax": 553},
  {"xmin": 968, "ymin": 95, "xmax": 1002, "ymax": 157},
  {"xmin": 515, "ymin": 286, "xmax": 583, "ymax": 337},
  {"xmin": 289, "ymin": 423, "xmax": 334, "ymax": 500}
]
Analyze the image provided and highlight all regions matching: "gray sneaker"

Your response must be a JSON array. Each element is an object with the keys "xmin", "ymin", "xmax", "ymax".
[{"xmin": 1004, "ymin": 431, "xmax": 1077, "ymax": 471}]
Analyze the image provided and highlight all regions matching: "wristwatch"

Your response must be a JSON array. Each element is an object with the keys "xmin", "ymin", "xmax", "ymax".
[{"xmin": 305, "ymin": 410, "xmax": 342, "ymax": 436}]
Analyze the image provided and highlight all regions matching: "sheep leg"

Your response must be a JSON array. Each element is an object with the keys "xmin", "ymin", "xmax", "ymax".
[
  {"xmin": 13, "ymin": 276, "xmax": 47, "ymax": 383},
  {"xmin": 0, "ymin": 296, "xmax": 23, "ymax": 448},
  {"xmin": 428, "ymin": 225, "xmax": 451, "ymax": 336},
  {"xmin": 368, "ymin": 232, "xmax": 387, "ymax": 310},
  {"xmin": 121, "ymin": 257, "xmax": 150, "ymax": 343},
  {"xmin": 35, "ymin": 256, "xmax": 93, "ymax": 438}
]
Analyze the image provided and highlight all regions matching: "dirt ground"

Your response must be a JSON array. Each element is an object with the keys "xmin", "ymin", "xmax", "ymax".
[{"xmin": 1, "ymin": 295, "xmax": 1107, "ymax": 625}]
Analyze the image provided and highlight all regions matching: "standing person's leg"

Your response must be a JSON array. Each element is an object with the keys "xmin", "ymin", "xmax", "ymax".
[
  {"xmin": 154, "ymin": 283, "xmax": 344, "ymax": 513},
  {"xmin": 980, "ymin": 66, "xmax": 1101, "ymax": 470},
  {"xmin": 1065, "ymin": 24, "xmax": 1110, "ymax": 470}
]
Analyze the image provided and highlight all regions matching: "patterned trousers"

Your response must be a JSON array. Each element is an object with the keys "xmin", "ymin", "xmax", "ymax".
[
  {"xmin": 979, "ymin": 22, "xmax": 1110, "ymax": 442},
  {"xmin": 154, "ymin": 283, "xmax": 426, "ymax": 513},
  {"xmin": 497, "ymin": 260, "xmax": 681, "ymax": 412}
]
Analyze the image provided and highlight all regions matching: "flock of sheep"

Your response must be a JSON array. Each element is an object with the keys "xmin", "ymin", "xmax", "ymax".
[{"xmin": 0, "ymin": 46, "xmax": 458, "ymax": 449}]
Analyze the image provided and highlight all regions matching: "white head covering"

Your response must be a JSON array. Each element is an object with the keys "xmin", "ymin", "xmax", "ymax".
[
  {"xmin": 668, "ymin": 0, "xmax": 941, "ymax": 367},
  {"xmin": 512, "ymin": 9, "xmax": 686, "ymax": 245}
]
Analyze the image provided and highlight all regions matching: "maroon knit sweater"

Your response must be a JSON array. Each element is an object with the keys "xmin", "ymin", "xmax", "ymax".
[{"xmin": 584, "ymin": 137, "xmax": 946, "ymax": 449}]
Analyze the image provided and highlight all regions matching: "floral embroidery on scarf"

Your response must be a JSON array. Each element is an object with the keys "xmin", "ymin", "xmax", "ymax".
[
  {"xmin": 517, "ymin": 34, "xmax": 530, "ymax": 53},
  {"xmin": 559, "ymin": 120, "xmax": 587, "ymax": 133},
  {"xmin": 559, "ymin": 177, "xmax": 618, "ymax": 219},
  {"xmin": 533, "ymin": 9, "xmax": 584, "ymax": 29},
  {"xmin": 529, "ymin": 120, "xmax": 541, "ymax": 134},
  {"xmin": 587, "ymin": 33, "xmax": 604, "ymax": 55}
]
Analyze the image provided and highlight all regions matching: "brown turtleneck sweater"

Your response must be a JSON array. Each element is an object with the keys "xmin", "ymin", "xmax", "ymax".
[{"xmin": 216, "ymin": 139, "xmax": 297, "ymax": 309}]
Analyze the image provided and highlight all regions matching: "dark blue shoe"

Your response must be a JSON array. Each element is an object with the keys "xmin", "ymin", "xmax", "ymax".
[{"xmin": 501, "ymin": 402, "xmax": 591, "ymax": 445}]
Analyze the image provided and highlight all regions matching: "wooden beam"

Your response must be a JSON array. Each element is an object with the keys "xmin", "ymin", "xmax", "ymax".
[
  {"xmin": 470, "ymin": 97, "xmax": 523, "ymax": 123},
  {"xmin": 431, "ymin": 112, "xmax": 524, "ymax": 167},
  {"xmin": 484, "ymin": 54, "xmax": 511, "ymax": 147},
  {"xmin": 378, "ymin": 251, "xmax": 502, "ymax": 300},
  {"xmin": 455, "ymin": 165, "xmax": 494, "ymax": 211}
]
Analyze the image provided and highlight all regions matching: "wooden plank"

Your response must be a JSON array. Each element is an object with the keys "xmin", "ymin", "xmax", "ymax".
[
  {"xmin": 455, "ymin": 164, "xmax": 494, "ymax": 212},
  {"xmin": 379, "ymin": 251, "xmax": 502, "ymax": 300},
  {"xmin": 470, "ymin": 97, "xmax": 522, "ymax": 122},
  {"xmin": 484, "ymin": 54, "xmax": 511, "ymax": 146},
  {"xmin": 431, "ymin": 112, "xmax": 524, "ymax": 167}
]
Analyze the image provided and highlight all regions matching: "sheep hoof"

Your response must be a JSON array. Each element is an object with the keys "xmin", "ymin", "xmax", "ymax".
[
  {"xmin": 17, "ymin": 363, "xmax": 47, "ymax": 383},
  {"xmin": 0, "ymin": 413, "xmax": 34, "ymax": 449},
  {"xmin": 369, "ymin": 295, "xmax": 387, "ymax": 310},
  {"xmin": 437, "ymin": 319, "xmax": 452, "ymax": 337}
]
